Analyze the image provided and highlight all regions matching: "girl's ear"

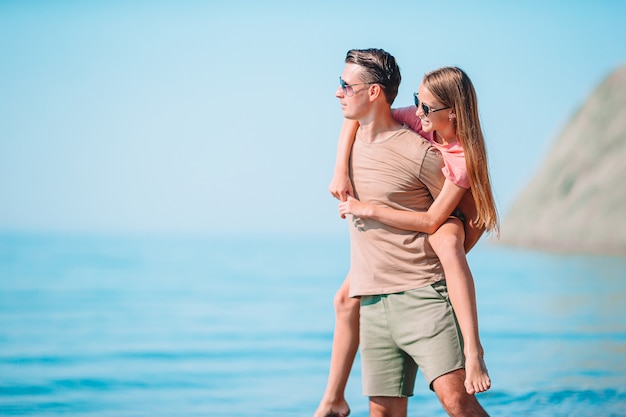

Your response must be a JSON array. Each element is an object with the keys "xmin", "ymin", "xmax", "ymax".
[{"xmin": 448, "ymin": 111, "xmax": 456, "ymax": 121}]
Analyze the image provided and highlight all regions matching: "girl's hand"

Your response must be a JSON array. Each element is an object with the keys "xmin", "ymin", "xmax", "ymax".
[
  {"xmin": 329, "ymin": 172, "xmax": 353, "ymax": 202},
  {"xmin": 338, "ymin": 195, "xmax": 371, "ymax": 219}
]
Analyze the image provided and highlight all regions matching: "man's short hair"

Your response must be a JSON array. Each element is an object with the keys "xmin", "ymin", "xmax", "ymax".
[{"xmin": 345, "ymin": 48, "xmax": 401, "ymax": 105}]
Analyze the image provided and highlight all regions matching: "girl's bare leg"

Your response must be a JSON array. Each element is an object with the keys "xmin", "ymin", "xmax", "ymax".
[
  {"xmin": 314, "ymin": 275, "xmax": 360, "ymax": 417},
  {"xmin": 429, "ymin": 219, "xmax": 491, "ymax": 395}
]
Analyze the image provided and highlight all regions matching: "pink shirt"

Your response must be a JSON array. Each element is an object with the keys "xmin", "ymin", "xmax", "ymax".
[{"xmin": 393, "ymin": 106, "xmax": 470, "ymax": 189}]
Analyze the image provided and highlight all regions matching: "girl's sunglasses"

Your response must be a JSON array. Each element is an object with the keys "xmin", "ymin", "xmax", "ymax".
[{"xmin": 413, "ymin": 92, "xmax": 451, "ymax": 116}]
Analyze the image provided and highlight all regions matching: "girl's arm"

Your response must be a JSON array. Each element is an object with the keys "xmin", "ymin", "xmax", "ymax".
[
  {"xmin": 329, "ymin": 108, "xmax": 413, "ymax": 202},
  {"xmin": 332, "ymin": 111, "xmax": 485, "ymax": 251},
  {"xmin": 339, "ymin": 179, "xmax": 466, "ymax": 235},
  {"xmin": 328, "ymin": 118, "xmax": 359, "ymax": 203},
  {"xmin": 339, "ymin": 184, "xmax": 485, "ymax": 253},
  {"xmin": 393, "ymin": 106, "xmax": 430, "ymax": 139}
]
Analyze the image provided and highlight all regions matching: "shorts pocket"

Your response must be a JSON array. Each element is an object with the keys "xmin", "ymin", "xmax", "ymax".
[{"xmin": 429, "ymin": 280, "xmax": 450, "ymax": 302}]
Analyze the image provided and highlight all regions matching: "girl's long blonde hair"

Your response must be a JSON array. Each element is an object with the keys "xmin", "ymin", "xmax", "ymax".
[{"xmin": 424, "ymin": 67, "xmax": 499, "ymax": 235}]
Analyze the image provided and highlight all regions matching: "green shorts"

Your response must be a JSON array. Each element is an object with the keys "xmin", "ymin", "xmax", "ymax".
[{"xmin": 359, "ymin": 280, "xmax": 464, "ymax": 397}]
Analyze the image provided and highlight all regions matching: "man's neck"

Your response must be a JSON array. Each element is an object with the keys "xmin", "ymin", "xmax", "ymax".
[{"xmin": 357, "ymin": 108, "xmax": 403, "ymax": 144}]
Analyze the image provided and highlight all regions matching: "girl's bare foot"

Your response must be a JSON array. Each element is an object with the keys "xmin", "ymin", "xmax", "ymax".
[
  {"xmin": 313, "ymin": 398, "xmax": 350, "ymax": 417},
  {"xmin": 464, "ymin": 354, "xmax": 491, "ymax": 395}
]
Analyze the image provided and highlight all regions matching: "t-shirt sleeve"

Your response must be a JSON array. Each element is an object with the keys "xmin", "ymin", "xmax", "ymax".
[
  {"xmin": 440, "ymin": 144, "xmax": 470, "ymax": 189},
  {"xmin": 419, "ymin": 147, "xmax": 446, "ymax": 201}
]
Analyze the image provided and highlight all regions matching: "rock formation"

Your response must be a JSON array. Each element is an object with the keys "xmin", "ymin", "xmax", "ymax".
[{"xmin": 499, "ymin": 64, "xmax": 626, "ymax": 257}]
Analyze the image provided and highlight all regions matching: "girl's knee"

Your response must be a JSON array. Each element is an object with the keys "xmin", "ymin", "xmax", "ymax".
[{"xmin": 431, "ymin": 226, "xmax": 464, "ymax": 254}]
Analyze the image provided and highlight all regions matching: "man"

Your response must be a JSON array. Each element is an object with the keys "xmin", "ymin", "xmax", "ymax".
[{"xmin": 335, "ymin": 48, "xmax": 488, "ymax": 417}]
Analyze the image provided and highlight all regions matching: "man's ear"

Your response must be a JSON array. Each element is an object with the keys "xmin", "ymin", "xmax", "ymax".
[{"xmin": 369, "ymin": 84, "xmax": 382, "ymax": 101}]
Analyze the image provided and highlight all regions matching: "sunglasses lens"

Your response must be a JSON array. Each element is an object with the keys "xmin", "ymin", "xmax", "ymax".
[
  {"xmin": 340, "ymin": 78, "xmax": 353, "ymax": 97},
  {"xmin": 414, "ymin": 93, "xmax": 429, "ymax": 116}
]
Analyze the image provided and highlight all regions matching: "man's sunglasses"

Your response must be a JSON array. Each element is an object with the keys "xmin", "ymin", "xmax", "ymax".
[
  {"xmin": 413, "ymin": 93, "xmax": 451, "ymax": 116},
  {"xmin": 340, "ymin": 77, "xmax": 376, "ymax": 97}
]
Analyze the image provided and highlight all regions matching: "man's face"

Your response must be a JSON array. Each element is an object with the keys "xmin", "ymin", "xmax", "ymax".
[{"xmin": 336, "ymin": 63, "xmax": 371, "ymax": 120}]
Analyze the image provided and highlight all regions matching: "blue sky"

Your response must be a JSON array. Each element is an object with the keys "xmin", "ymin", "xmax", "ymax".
[{"xmin": 1, "ymin": 0, "xmax": 625, "ymax": 237}]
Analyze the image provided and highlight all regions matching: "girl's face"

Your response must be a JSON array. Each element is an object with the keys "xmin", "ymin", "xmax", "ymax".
[{"xmin": 414, "ymin": 83, "xmax": 451, "ymax": 133}]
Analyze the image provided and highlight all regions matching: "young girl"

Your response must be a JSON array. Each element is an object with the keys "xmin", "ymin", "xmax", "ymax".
[{"xmin": 315, "ymin": 67, "xmax": 498, "ymax": 417}]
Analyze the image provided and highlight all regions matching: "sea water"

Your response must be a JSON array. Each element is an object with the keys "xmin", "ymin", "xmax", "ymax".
[{"xmin": 0, "ymin": 233, "xmax": 625, "ymax": 416}]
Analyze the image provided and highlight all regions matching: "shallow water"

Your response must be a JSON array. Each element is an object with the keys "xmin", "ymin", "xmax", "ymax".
[{"xmin": 1, "ymin": 233, "xmax": 625, "ymax": 416}]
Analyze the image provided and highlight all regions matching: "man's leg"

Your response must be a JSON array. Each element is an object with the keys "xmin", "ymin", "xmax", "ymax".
[
  {"xmin": 360, "ymin": 295, "xmax": 416, "ymax": 417},
  {"xmin": 432, "ymin": 370, "xmax": 489, "ymax": 417},
  {"xmin": 369, "ymin": 396, "xmax": 408, "ymax": 417},
  {"xmin": 389, "ymin": 285, "xmax": 486, "ymax": 416}
]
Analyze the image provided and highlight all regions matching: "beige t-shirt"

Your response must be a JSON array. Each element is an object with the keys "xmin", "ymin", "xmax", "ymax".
[{"xmin": 347, "ymin": 127, "xmax": 445, "ymax": 297}]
